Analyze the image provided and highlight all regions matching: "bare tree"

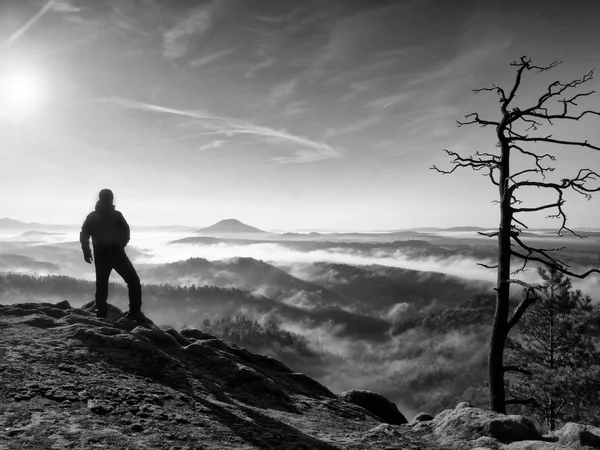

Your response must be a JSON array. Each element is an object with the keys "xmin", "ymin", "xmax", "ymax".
[{"xmin": 432, "ymin": 56, "xmax": 600, "ymax": 413}]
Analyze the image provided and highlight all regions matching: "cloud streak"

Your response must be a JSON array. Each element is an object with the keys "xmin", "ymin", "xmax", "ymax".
[
  {"xmin": 5, "ymin": 0, "xmax": 57, "ymax": 48},
  {"xmin": 190, "ymin": 48, "xmax": 236, "ymax": 68},
  {"xmin": 198, "ymin": 140, "xmax": 228, "ymax": 152},
  {"xmin": 103, "ymin": 97, "xmax": 339, "ymax": 163},
  {"xmin": 266, "ymin": 78, "xmax": 299, "ymax": 108},
  {"xmin": 324, "ymin": 116, "xmax": 381, "ymax": 138},
  {"xmin": 163, "ymin": 3, "xmax": 217, "ymax": 59}
]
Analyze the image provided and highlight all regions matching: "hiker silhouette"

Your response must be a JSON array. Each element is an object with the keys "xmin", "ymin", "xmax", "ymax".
[{"xmin": 79, "ymin": 189, "xmax": 143, "ymax": 321}]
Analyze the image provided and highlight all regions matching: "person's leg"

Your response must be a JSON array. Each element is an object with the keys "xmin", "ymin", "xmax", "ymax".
[
  {"xmin": 112, "ymin": 248, "xmax": 142, "ymax": 315},
  {"xmin": 94, "ymin": 248, "xmax": 112, "ymax": 318}
]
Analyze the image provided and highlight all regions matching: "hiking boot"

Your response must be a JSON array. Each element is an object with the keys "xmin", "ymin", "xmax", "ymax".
[{"xmin": 124, "ymin": 311, "xmax": 145, "ymax": 322}]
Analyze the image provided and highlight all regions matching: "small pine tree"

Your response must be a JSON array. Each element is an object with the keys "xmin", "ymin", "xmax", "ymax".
[{"xmin": 506, "ymin": 267, "xmax": 600, "ymax": 430}]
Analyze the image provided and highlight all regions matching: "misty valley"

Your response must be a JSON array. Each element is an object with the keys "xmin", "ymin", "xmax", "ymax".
[{"xmin": 1, "ymin": 218, "xmax": 600, "ymax": 419}]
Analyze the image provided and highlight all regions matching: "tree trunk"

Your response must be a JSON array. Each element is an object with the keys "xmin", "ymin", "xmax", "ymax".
[{"xmin": 489, "ymin": 136, "xmax": 512, "ymax": 413}]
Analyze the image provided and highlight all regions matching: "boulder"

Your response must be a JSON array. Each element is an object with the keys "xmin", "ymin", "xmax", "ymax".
[
  {"xmin": 434, "ymin": 402, "xmax": 543, "ymax": 445},
  {"xmin": 412, "ymin": 412, "xmax": 434, "ymax": 423},
  {"xmin": 165, "ymin": 328, "xmax": 192, "ymax": 346},
  {"xmin": 339, "ymin": 389, "xmax": 407, "ymax": 425},
  {"xmin": 81, "ymin": 300, "xmax": 125, "ymax": 321},
  {"xmin": 549, "ymin": 422, "xmax": 600, "ymax": 449},
  {"xmin": 53, "ymin": 300, "xmax": 71, "ymax": 310}
]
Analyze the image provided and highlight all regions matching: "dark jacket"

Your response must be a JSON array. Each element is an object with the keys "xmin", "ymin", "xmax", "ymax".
[{"xmin": 80, "ymin": 201, "xmax": 130, "ymax": 256}]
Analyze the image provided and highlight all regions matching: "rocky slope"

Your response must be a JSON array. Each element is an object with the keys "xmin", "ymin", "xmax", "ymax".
[{"xmin": 1, "ymin": 301, "xmax": 599, "ymax": 450}]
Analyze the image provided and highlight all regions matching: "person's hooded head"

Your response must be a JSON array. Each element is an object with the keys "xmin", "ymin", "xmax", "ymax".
[
  {"xmin": 96, "ymin": 189, "xmax": 115, "ymax": 212},
  {"xmin": 98, "ymin": 189, "xmax": 114, "ymax": 204}
]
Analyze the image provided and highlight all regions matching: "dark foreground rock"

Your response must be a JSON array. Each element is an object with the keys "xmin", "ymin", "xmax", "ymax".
[
  {"xmin": 0, "ymin": 301, "xmax": 596, "ymax": 450},
  {"xmin": 339, "ymin": 389, "xmax": 408, "ymax": 425}
]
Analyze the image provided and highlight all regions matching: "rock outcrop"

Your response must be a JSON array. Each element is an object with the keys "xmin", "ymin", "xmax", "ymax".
[
  {"xmin": 428, "ymin": 402, "xmax": 547, "ymax": 446},
  {"xmin": 549, "ymin": 422, "xmax": 600, "ymax": 449},
  {"xmin": 339, "ymin": 389, "xmax": 408, "ymax": 425},
  {"xmin": 412, "ymin": 412, "xmax": 434, "ymax": 423},
  {"xmin": 1, "ymin": 300, "xmax": 597, "ymax": 450}
]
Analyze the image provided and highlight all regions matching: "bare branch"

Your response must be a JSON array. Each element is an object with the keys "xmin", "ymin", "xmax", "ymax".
[
  {"xmin": 508, "ymin": 144, "xmax": 555, "ymax": 181},
  {"xmin": 488, "ymin": 167, "xmax": 500, "ymax": 186},
  {"xmin": 478, "ymin": 231, "xmax": 499, "ymax": 238},
  {"xmin": 512, "ymin": 216, "xmax": 528, "ymax": 230},
  {"xmin": 457, "ymin": 112, "xmax": 501, "ymax": 128},
  {"xmin": 506, "ymin": 279, "xmax": 541, "ymax": 290},
  {"xmin": 505, "ymin": 397, "xmax": 539, "ymax": 406},
  {"xmin": 512, "ymin": 202, "xmax": 563, "ymax": 213},
  {"xmin": 511, "ymin": 170, "xmax": 600, "ymax": 235},
  {"xmin": 431, "ymin": 149, "xmax": 499, "ymax": 175},
  {"xmin": 511, "ymin": 135, "xmax": 600, "ymax": 152},
  {"xmin": 510, "ymin": 256, "xmax": 529, "ymax": 276},
  {"xmin": 507, "ymin": 289, "xmax": 537, "ymax": 331},
  {"xmin": 504, "ymin": 57, "xmax": 534, "ymax": 112},
  {"xmin": 524, "ymin": 69, "xmax": 594, "ymax": 114},
  {"xmin": 503, "ymin": 366, "xmax": 533, "ymax": 376},
  {"xmin": 478, "ymin": 263, "xmax": 498, "ymax": 269},
  {"xmin": 511, "ymin": 250, "xmax": 600, "ymax": 279},
  {"xmin": 473, "ymin": 84, "xmax": 507, "ymax": 103},
  {"xmin": 511, "ymin": 233, "xmax": 566, "ymax": 260}
]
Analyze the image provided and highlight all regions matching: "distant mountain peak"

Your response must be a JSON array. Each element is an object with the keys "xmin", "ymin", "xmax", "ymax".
[{"xmin": 195, "ymin": 219, "xmax": 268, "ymax": 234}]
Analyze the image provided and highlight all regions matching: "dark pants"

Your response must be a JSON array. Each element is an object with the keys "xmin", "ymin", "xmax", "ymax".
[{"xmin": 94, "ymin": 245, "xmax": 142, "ymax": 315}]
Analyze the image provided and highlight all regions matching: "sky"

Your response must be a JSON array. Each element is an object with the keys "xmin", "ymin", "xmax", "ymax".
[{"xmin": 2, "ymin": 0, "xmax": 600, "ymax": 230}]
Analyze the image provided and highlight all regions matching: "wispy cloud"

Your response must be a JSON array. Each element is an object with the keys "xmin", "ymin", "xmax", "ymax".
[
  {"xmin": 266, "ymin": 78, "xmax": 298, "ymax": 108},
  {"xmin": 324, "ymin": 116, "xmax": 381, "ymax": 138},
  {"xmin": 103, "ymin": 98, "xmax": 339, "ymax": 164},
  {"xmin": 5, "ymin": 0, "xmax": 56, "ymax": 48},
  {"xmin": 282, "ymin": 101, "xmax": 310, "ymax": 116},
  {"xmin": 198, "ymin": 140, "xmax": 228, "ymax": 152},
  {"xmin": 50, "ymin": 0, "xmax": 80, "ymax": 13},
  {"xmin": 366, "ymin": 93, "xmax": 411, "ymax": 110},
  {"xmin": 102, "ymin": 97, "xmax": 214, "ymax": 119},
  {"xmin": 244, "ymin": 59, "xmax": 273, "ymax": 78},
  {"xmin": 163, "ymin": 3, "xmax": 216, "ymax": 59},
  {"xmin": 190, "ymin": 48, "xmax": 236, "ymax": 67}
]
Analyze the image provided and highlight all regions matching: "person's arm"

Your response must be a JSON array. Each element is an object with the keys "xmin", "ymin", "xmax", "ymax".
[
  {"xmin": 79, "ymin": 217, "xmax": 93, "ymax": 263},
  {"xmin": 119, "ymin": 212, "xmax": 131, "ymax": 246}
]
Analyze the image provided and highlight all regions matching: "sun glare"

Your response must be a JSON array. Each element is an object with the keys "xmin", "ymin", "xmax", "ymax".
[{"xmin": 0, "ymin": 67, "xmax": 44, "ymax": 120}]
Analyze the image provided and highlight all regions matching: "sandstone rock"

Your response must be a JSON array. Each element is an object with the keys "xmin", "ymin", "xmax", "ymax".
[
  {"xmin": 165, "ymin": 328, "xmax": 192, "ymax": 346},
  {"xmin": 53, "ymin": 300, "xmax": 71, "ymax": 310},
  {"xmin": 284, "ymin": 372, "xmax": 334, "ymax": 398},
  {"xmin": 470, "ymin": 435, "xmax": 501, "ymax": 449},
  {"xmin": 0, "ymin": 303, "xmax": 68, "ymax": 319},
  {"xmin": 131, "ymin": 327, "xmax": 182, "ymax": 350},
  {"xmin": 549, "ymin": 422, "xmax": 600, "ymax": 449},
  {"xmin": 20, "ymin": 314, "xmax": 60, "ymax": 328},
  {"xmin": 434, "ymin": 403, "xmax": 543, "ymax": 444},
  {"xmin": 73, "ymin": 327, "xmax": 191, "ymax": 392},
  {"xmin": 412, "ymin": 412, "xmax": 434, "ymax": 423},
  {"xmin": 365, "ymin": 423, "xmax": 404, "ymax": 438},
  {"xmin": 503, "ymin": 441, "xmax": 573, "ymax": 449},
  {"xmin": 230, "ymin": 363, "xmax": 288, "ymax": 399},
  {"xmin": 180, "ymin": 328, "xmax": 218, "ymax": 341},
  {"xmin": 339, "ymin": 389, "xmax": 407, "ymax": 425},
  {"xmin": 87, "ymin": 399, "xmax": 114, "ymax": 414},
  {"xmin": 81, "ymin": 300, "xmax": 124, "ymax": 321}
]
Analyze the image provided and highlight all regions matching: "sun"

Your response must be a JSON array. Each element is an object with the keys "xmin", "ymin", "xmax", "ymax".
[{"xmin": 0, "ymin": 67, "xmax": 44, "ymax": 120}]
